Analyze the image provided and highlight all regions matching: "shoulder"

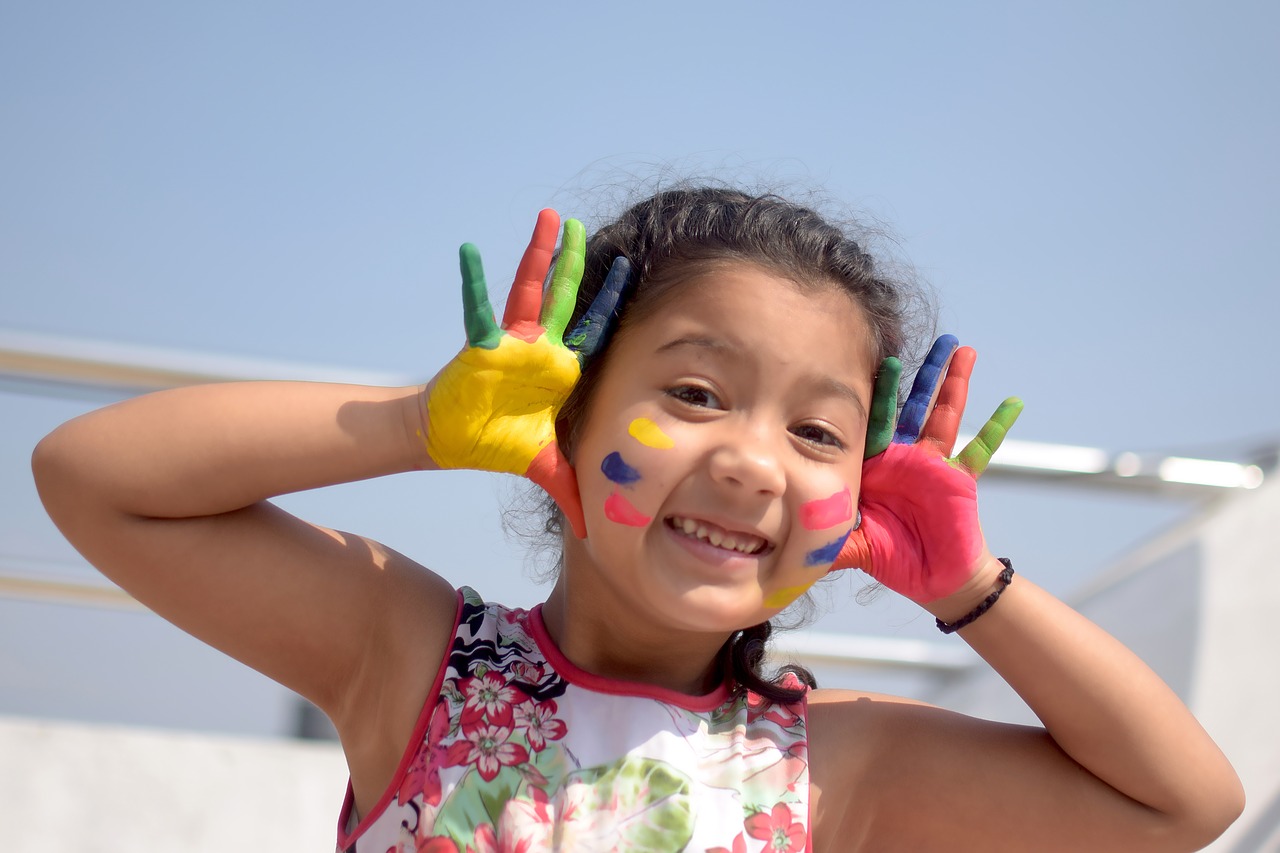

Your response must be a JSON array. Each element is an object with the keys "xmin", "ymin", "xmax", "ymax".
[{"xmin": 806, "ymin": 688, "xmax": 979, "ymax": 847}]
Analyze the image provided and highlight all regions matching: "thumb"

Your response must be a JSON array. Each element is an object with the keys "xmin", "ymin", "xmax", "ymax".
[
  {"xmin": 526, "ymin": 443, "xmax": 587, "ymax": 539},
  {"xmin": 829, "ymin": 520, "xmax": 870, "ymax": 573}
]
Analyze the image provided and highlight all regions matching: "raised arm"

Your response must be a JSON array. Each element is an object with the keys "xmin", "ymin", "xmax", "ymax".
[
  {"xmin": 813, "ymin": 342, "xmax": 1243, "ymax": 851},
  {"xmin": 30, "ymin": 209, "xmax": 629, "ymax": 819}
]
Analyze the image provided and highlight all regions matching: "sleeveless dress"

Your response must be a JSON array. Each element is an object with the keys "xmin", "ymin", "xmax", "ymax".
[{"xmin": 337, "ymin": 587, "xmax": 811, "ymax": 853}]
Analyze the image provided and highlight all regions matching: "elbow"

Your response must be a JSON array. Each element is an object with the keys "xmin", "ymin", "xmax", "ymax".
[
  {"xmin": 1161, "ymin": 774, "xmax": 1246, "ymax": 851},
  {"xmin": 1197, "ymin": 776, "xmax": 1246, "ymax": 847},
  {"xmin": 31, "ymin": 425, "xmax": 88, "ymax": 526}
]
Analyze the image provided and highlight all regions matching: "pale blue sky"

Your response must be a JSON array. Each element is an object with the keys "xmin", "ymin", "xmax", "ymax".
[{"xmin": 2, "ymin": 1, "xmax": 1277, "ymax": 735}]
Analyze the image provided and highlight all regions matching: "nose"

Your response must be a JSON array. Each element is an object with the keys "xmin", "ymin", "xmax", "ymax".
[{"xmin": 707, "ymin": 423, "xmax": 786, "ymax": 496}]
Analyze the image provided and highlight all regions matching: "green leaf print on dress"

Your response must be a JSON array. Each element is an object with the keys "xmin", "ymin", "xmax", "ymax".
[{"xmin": 560, "ymin": 756, "xmax": 694, "ymax": 851}]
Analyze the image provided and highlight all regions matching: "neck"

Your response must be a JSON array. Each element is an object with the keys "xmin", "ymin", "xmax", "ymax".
[{"xmin": 541, "ymin": 573, "xmax": 732, "ymax": 696}]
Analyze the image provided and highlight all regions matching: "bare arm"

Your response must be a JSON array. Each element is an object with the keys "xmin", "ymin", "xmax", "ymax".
[
  {"xmin": 31, "ymin": 380, "xmax": 455, "ymax": 721},
  {"xmin": 812, "ymin": 565, "xmax": 1242, "ymax": 851},
  {"xmin": 30, "ymin": 210, "xmax": 625, "ymax": 819},
  {"xmin": 816, "ymin": 340, "xmax": 1243, "ymax": 850}
]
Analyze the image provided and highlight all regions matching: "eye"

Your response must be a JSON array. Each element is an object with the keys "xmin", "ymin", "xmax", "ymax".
[
  {"xmin": 791, "ymin": 423, "xmax": 845, "ymax": 450},
  {"xmin": 665, "ymin": 384, "xmax": 722, "ymax": 409}
]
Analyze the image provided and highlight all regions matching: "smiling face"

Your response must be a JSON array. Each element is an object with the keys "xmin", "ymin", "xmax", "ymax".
[{"xmin": 562, "ymin": 261, "xmax": 877, "ymax": 635}]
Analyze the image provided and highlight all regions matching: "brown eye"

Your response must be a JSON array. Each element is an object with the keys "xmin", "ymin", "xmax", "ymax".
[
  {"xmin": 666, "ymin": 385, "xmax": 721, "ymax": 409},
  {"xmin": 792, "ymin": 424, "xmax": 844, "ymax": 449}
]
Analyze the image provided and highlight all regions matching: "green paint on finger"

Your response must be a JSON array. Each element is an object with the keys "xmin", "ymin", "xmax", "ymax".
[{"xmin": 864, "ymin": 356, "xmax": 902, "ymax": 458}]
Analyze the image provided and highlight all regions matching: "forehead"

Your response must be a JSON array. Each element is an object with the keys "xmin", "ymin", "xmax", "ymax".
[{"xmin": 616, "ymin": 261, "xmax": 877, "ymax": 388}]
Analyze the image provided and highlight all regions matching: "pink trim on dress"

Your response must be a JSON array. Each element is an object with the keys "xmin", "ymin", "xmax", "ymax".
[
  {"xmin": 336, "ymin": 588, "xmax": 466, "ymax": 850},
  {"xmin": 528, "ymin": 603, "xmax": 733, "ymax": 713}
]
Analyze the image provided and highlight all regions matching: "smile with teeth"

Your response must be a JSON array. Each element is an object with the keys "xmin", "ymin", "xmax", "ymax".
[{"xmin": 666, "ymin": 516, "xmax": 771, "ymax": 555}]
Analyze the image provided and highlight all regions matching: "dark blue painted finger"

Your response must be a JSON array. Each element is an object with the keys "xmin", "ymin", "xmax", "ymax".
[
  {"xmin": 894, "ymin": 334, "xmax": 959, "ymax": 444},
  {"xmin": 565, "ymin": 256, "xmax": 632, "ymax": 360}
]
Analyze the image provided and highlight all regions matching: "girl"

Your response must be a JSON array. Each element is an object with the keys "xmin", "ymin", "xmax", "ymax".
[{"xmin": 32, "ymin": 188, "xmax": 1243, "ymax": 851}]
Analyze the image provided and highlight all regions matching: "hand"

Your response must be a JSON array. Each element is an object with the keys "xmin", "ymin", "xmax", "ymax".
[
  {"xmin": 835, "ymin": 336, "xmax": 1023, "ymax": 603},
  {"xmin": 422, "ymin": 209, "xmax": 632, "ymax": 538}
]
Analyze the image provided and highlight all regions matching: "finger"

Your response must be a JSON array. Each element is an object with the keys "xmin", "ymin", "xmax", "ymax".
[
  {"xmin": 894, "ymin": 334, "xmax": 959, "ymax": 444},
  {"xmin": 863, "ymin": 356, "xmax": 902, "ymax": 459},
  {"xmin": 541, "ymin": 219, "xmax": 586, "ymax": 346},
  {"xmin": 918, "ymin": 346, "xmax": 976, "ymax": 453},
  {"xmin": 459, "ymin": 244, "xmax": 502, "ymax": 350},
  {"xmin": 566, "ymin": 256, "xmax": 632, "ymax": 360},
  {"xmin": 957, "ymin": 397, "xmax": 1024, "ymax": 477},
  {"xmin": 502, "ymin": 208, "xmax": 561, "ymax": 333}
]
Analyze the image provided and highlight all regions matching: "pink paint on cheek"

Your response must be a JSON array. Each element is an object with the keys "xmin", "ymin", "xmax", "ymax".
[
  {"xmin": 799, "ymin": 487, "xmax": 853, "ymax": 530},
  {"xmin": 604, "ymin": 491, "xmax": 652, "ymax": 527}
]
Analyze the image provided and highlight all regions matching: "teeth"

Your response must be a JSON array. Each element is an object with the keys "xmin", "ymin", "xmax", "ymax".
[{"xmin": 670, "ymin": 516, "xmax": 766, "ymax": 554}]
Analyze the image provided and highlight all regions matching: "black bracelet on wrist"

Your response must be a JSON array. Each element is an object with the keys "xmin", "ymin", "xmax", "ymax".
[{"xmin": 935, "ymin": 558, "xmax": 1015, "ymax": 635}]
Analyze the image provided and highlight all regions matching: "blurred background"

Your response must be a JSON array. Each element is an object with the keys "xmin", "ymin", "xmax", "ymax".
[{"xmin": 2, "ymin": 2, "xmax": 1277, "ymax": 849}]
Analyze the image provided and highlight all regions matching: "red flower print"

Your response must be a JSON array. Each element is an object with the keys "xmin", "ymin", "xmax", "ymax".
[
  {"xmin": 707, "ymin": 832, "xmax": 747, "ymax": 853},
  {"xmin": 458, "ymin": 672, "xmax": 527, "ymax": 727},
  {"xmin": 444, "ymin": 723, "xmax": 529, "ymax": 781},
  {"xmin": 745, "ymin": 803, "xmax": 805, "ymax": 852},
  {"xmin": 415, "ymin": 836, "xmax": 460, "ymax": 853},
  {"xmin": 512, "ymin": 699, "xmax": 567, "ymax": 751},
  {"xmin": 508, "ymin": 661, "xmax": 544, "ymax": 685},
  {"xmin": 747, "ymin": 693, "xmax": 802, "ymax": 729},
  {"xmin": 399, "ymin": 701, "xmax": 452, "ymax": 807}
]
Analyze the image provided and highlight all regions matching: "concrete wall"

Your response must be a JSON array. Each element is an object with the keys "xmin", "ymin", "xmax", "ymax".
[{"xmin": 1, "ymin": 716, "xmax": 348, "ymax": 852}]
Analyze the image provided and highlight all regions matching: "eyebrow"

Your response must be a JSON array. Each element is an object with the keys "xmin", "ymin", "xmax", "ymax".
[
  {"xmin": 654, "ymin": 336, "xmax": 735, "ymax": 356},
  {"xmin": 654, "ymin": 336, "xmax": 868, "ymax": 418}
]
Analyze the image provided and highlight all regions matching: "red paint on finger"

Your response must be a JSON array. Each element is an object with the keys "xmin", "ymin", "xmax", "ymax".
[
  {"xmin": 604, "ymin": 491, "xmax": 651, "ymax": 527},
  {"xmin": 799, "ymin": 487, "xmax": 852, "ymax": 530},
  {"xmin": 502, "ymin": 208, "xmax": 561, "ymax": 331}
]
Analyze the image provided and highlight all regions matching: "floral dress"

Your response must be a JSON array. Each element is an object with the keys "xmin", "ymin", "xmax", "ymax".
[{"xmin": 337, "ymin": 588, "xmax": 810, "ymax": 853}]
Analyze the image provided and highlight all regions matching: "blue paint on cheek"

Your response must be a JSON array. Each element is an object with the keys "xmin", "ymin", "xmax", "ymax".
[
  {"xmin": 804, "ymin": 530, "xmax": 851, "ymax": 567},
  {"xmin": 601, "ymin": 451, "xmax": 642, "ymax": 485}
]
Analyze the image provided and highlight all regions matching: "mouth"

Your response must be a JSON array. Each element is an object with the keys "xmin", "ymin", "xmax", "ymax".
[{"xmin": 665, "ymin": 515, "xmax": 773, "ymax": 556}]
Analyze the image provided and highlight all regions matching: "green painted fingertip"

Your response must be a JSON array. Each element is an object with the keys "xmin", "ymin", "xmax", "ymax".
[
  {"xmin": 542, "ymin": 219, "xmax": 587, "ymax": 345},
  {"xmin": 459, "ymin": 243, "xmax": 502, "ymax": 350},
  {"xmin": 959, "ymin": 396, "xmax": 1024, "ymax": 476},
  {"xmin": 864, "ymin": 356, "xmax": 902, "ymax": 458}
]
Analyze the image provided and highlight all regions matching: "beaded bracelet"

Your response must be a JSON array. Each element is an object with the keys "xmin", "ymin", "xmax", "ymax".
[{"xmin": 935, "ymin": 558, "xmax": 1015, "ymax": 634}]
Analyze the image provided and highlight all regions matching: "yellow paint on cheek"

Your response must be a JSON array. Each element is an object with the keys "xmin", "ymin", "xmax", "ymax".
[
  {"xmin": 763, "ymin": 582, "xmax": 815, "ymax": 609},
  {"xmin": 628, "ymin": 417, "xmax": 674, "ymax": 449}
]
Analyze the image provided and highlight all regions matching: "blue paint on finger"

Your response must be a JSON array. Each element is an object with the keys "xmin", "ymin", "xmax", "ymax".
[
  {"xmin": 894, "ymin": 334, "xmax": 958, "ymax": 444},
  {"xmin": 567, "ymin": 257, "xmax": 632, "ymax": 359},
  {"xmin": 601, "ymin": 451, "xmax": 643, "ymax": 485}
]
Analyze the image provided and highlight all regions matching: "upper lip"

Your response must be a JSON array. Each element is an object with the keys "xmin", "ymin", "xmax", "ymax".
[{"xmin": 663, "ymin": 512, "xmax": 776, "ymax": 555}]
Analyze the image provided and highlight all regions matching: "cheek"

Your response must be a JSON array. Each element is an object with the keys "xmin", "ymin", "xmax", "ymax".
[
  {"xmin": 793, "ymin": 475, "xmax": 860, "ymax": 568},
  {"xmin": 799, "ymin": 485, "xmax": 853, "ymax": 530},
  {"xmin": 592, "ymin": 417, "xmax": 682, "ymax": 528}
]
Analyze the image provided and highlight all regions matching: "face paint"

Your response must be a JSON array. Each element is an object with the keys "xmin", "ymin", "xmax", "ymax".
[
  {"xmin": 764, "ymin": 582, "xmax": 815, "ymax": 609},
  {"xmin": 798, "ymin": 486, "xmax": 853, "ymax": 531},
  {"xmin": 804, "ymin": 531, "xmax": 851, "ymax": 567},
  {"xmin": 604, "ymin": 491, "xmax": 652, "ymax": 526},
  {"xmin": 601, "ymin": 451, "xmax": 642, "ymax": 485},
  {"xmin": 628, "ymin": 417, "xmax": 674, "ymax": 449}
]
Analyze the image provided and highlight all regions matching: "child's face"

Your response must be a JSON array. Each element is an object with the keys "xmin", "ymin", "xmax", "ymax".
[{"xmin": 566, "ymin": 261, "xmax": 877, "ymax": 634}]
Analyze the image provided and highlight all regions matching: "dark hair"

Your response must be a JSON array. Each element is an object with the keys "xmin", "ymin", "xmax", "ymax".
[{"xmin": 543, "ymin": 185, "xmax": 927, "ymax": 703}]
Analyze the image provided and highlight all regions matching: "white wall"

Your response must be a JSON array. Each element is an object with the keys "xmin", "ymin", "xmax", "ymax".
[{"xmin": 1, "ymin": 716, "xmax": 349, "ymax": 852}]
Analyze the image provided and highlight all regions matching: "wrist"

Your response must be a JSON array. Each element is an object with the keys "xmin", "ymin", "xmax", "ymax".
[
  {"xmin": 924, "ymin": 552, "xmax": 1008, "ymax": 624},
  {"xmin": 405, "ymin": 383, "xmax": 440, "ymax": 471}
]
